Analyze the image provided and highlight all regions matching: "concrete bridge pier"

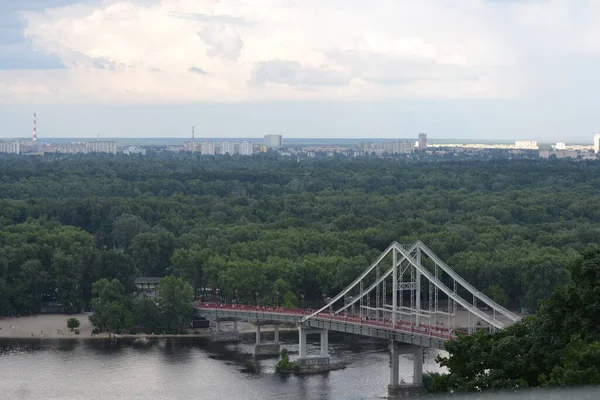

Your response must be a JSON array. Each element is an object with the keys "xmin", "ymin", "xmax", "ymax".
[
  {"xmin": 388, "ymin": 342, "xmax": 424, "ymax": 398},
  {"xmin": 254, "ymin": 324, "xmax": 281, "ymax": 356},
  {"xmin": 213, "ymin": 319, "xmax": 241, "ymax": 342},
  {"xmin": 297, "ymin": 326, "xmax": 330, "ymax": 366}
]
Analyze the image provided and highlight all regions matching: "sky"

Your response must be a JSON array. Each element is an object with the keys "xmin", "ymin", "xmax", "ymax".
[{"xmin": 0, "ymin": 0, "xmax": 599, "ymax": 141}]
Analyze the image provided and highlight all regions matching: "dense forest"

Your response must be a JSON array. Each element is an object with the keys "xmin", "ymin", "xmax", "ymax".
[
  {"xmin": 429, "ymin": 247, "xmax": 600, "ymax": 391},
  {"xmin": 1, "ymin": 153, "xmax": 599, "ymax": 317}
]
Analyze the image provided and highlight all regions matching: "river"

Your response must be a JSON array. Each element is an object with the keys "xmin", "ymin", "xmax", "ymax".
[{"xmin": 0, "ymin": 331, "xmax": 445, "ymax": 400}]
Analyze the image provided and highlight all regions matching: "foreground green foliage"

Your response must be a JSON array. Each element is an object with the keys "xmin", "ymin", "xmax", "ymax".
[
  {"xmin": 431, "ymin": 248, "xmax": 600, "ymax": 392},
  {"xmin": 89, "ymin": 276, "xmax": 193, "ymax": 333},
  {"xmin": 89, "ymin": 279, "xmax": 134, "ymax": 332},
  {"xmin": 276, "ymin": 349, "xmax": 301, "ymax": 372},
  {"xmin": 0, "ymin": 154, "xmax": 599, "ymax": 315},
  {"xmin": 66, "ymin": 317, "xmax": 80, "ymax": 331}
]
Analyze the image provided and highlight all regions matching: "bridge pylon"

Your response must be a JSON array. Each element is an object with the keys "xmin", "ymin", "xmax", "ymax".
[
  {"xmin": 254, "ymin": 323, "xmax": 281, "ymax": 356},
  {"xmin": 388, "ymin": 341, "xmax": 424, "ymax": 398},
  {"xmin": 297, "ymin": 326, "xmax": 330, "ymax": 366},
  {"xmin": 213, "ymin": 318, "xmax": 241, "ymax": 342}
]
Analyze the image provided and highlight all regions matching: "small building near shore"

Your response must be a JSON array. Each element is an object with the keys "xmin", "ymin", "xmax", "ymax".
[{"xmin": 135, "ymin": 277, "xmax": 161, "ymax": 296}]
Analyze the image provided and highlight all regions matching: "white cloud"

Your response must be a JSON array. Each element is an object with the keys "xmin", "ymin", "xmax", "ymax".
[
  {"xmin": 197, "ymin": 24, "xmax": 244, "ymax": 61},
  {"xmin": 1, "ymin": 0, "xmax": 598, "ymax": 104},
  {"xmin": 250, "ymin": 59, "xmax": 351, "ymax": 89}
]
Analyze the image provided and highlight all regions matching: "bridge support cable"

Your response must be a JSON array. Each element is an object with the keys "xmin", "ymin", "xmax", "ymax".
[
  {"xmin": 302, "ymin": 242, "xmax": 418, "ymax": 323},
  {"xmin": 410, "ymin": 256, "xmax": 415, "ymax": 326},
  {"xmin": 303, "ymin": 242, "xmax": 397, "ymax": 323},
  {"xmin": 332, "ymin": 245, "xmax": 421, "ymax": 321},
  {"xmin": 359, "ymin": 281, "xmax": 363, "ymax": 320},
  {"xmin": 453, "ymin": 280, "xmax": 457, "ymax": 332},
  {"xmin": 428, "ymin": 275, "xmax": 432, "ymax": 331},
  {"xmin": 416, "ymin": 241, "xmax": 520, "ymax": 323},
  {"xmin": 376, "ymin": 265, "xmax": 380, "ymax": 324},
  {"xmin": 434, "ymin": 264, "xmax": 438, "ymax": 329},
  {"xmin": 394, "ymin": 244, "xmax": 508, "ymax": 330},
  {"xmin": 392, "ymin": 245, "xmax": 397, "ymax": 328},
  {"xmin": 337, "ymin": 259, "xmax": 396, "ymax": 315},
  {"xmin": 416, "ymin": 247, "xmax": 422, "ymax": 327}
]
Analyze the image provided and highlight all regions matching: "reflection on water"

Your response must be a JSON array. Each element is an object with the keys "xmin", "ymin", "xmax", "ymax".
[{"xmin": 0, "ymin": 332, "xmax": 445, "ymax": 400}]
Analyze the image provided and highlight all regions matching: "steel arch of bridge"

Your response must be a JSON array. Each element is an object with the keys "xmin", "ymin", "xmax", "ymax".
[{"xmin": 302, "ymin": 241, "xmax": 520, "ymax": 334}]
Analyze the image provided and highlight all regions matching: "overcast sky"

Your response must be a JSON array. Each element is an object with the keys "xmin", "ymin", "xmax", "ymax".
[{"xmin": 1, "ymin": 0, "xmax": 599, "ymax": 141}]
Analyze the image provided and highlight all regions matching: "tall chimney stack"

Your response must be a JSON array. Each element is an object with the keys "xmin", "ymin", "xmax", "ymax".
[
  {"xmin": 192, "ymin": 126, "xmax": 195, "ymax": 151},
  {"xmin": 33, "ymin": 113, "xmax": 37, "ymax": 142}
]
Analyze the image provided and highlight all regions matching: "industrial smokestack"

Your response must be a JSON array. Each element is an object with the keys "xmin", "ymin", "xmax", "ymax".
[{"xmin": 33, "ymin": 113, "xmax": 37, "ymax": 142}]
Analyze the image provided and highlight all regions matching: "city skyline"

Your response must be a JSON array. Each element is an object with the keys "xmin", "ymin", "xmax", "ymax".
[
  {"xmin": 0, "ymin": 102, "xmax": 597, "ymax": 143},
  {"xmin": 1, "ymin": 1, "xmax": 600, "ymax": 140}
]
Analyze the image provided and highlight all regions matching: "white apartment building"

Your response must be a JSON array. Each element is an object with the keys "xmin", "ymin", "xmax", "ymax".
[
  {"xmin": 264, "ymin": 134, "xmax": 282, "ymax": 148},
  {"xmin": 555, "ymin": 142, "xmax": 566, "ymax": 150},
  {"xmin": 85, "ymin": 141, "xmax": 117, "ymax": 154},
  {"xmin": 44, "ymin": 144, "xmax": 86, "ymax": 154},
  {"xmin": 594, "ymin": 133, "xmax": 600, "ymax": 153},
  {"xmin": 514, "ymin": 140, "xmax": 539, "ymax": 150},
  {"xmin": 0, "ymin": 141, "xmax": 20, "ymax": 154},
  {"xmin": 122, "ymin": 145, "xmax": 146, "ymax": 155},
  {"xmin": 201, "ymin": 141, "xmax": 215, "ymax": 155},
  {"xmin": 184, "ymin": 141, "xmax": 199, "ymax": 152},
  {"xmin": 239, "ymin": 141, "xmax": 253, "ymax": 156},
  {"xmin": 392, "ymin": 140, "xmax": 414, "ymax": 154},
  {"xmin": 222, "ymin": 141, "xmax": 234, "ymax": 155}
]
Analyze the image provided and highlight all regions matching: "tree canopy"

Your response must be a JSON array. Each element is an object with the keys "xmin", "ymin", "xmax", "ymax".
[
  {"xmin": 0, "ymin": 154, "xmax": 599, "ymax": 316},
  {"xmin": 432, "ymin": 248, "xmax": 600, "ymax": 392}
]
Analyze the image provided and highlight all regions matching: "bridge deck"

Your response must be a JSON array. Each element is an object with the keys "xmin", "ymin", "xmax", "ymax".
[{"xmin": 196, "ymin": 304, "xmax": 457, "ymax": 350}]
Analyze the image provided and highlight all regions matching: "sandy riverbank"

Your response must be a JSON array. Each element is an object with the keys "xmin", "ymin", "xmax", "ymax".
[
  {"xmin": 0, "ymin": 314, "xmax": 296, "ymax": 340},
  {"xmin": 0, "ymin": 314, "xmax": 96, "ymax": 339}
]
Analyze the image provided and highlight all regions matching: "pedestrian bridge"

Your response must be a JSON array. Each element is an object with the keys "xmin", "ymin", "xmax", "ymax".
[
  {"xmin": 195, "ymin": 241, "xmax": 520, "ymax": 398},
  {"xmin": 196, "ymin": 304, "xmax": 454, "ymax": 349}
]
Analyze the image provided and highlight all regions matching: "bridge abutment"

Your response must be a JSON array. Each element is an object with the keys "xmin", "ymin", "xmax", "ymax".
[
  {"xmin": 297, "ymin": 326, "xmax": 330, "ymax": 366},
  {"xmin": 388, "ymin": 342, "xmax": 424, "ymax": 399}
]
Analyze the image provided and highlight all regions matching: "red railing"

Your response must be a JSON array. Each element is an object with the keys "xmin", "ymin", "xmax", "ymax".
[{"xmin": 195, "ymin": 303, "xmax": 457, "ymax": 341}]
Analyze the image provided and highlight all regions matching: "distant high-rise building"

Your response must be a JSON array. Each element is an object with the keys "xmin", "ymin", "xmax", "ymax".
[
  {"xmin": 359, "ymin": 140, "xmax": 414, "ymax": 155},
  {"xmin": 594, "ymin": 133, "xmax": 600, "ymax": 153},
  {"xmin": 418, "ymin": 133, "xmax": 427, "ymax": 150},
  {"xmin": 122, "ymin": 145, "xmax": 146, "ymax": 155},
  {"xmin": 201, "ymin": 141, "xmax": 215, "ymax": 155},
  {"xmin": 222, "ymin": 141, "xmax": 234, "ymax": 155},
  {"xmin": 0, "ymin": 141, "xmax": 20, "ymax": 154},
  {"xmin": 239, "ymin": 141, "xmax": 253, "ymax": 156},
  {"xmin": 514, "ymin": 140, "xmax": 538, "ymax": 150},
  {"xmin": 86, "ymin": 141, "xmax": 117, "ymax": 154},
  {"xmin": 555, "ymin": 142, "xmax": 566, "ymax": 150},
  {"xmin": 392, "ymin": 140, "xmax": 414, "ymax": 154},
  {"xmin": 264, "ymin": 134, "xmax": 282, "ymax": 148}
]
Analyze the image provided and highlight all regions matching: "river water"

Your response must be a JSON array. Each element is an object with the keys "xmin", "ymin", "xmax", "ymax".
[{"xmin": 0, "ymin": 332, "xmax": 445, "ymax": 400}]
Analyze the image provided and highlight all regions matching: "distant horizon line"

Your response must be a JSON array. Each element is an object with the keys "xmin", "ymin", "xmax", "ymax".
[{"xmin": 0, "ymin": 136, "xmax": 589, "ymax": 143}]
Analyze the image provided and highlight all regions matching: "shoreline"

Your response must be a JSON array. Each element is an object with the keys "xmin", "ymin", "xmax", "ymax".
[{"xmin": 0, "ymin": 313, "xmax": 297, "ymax": 341}]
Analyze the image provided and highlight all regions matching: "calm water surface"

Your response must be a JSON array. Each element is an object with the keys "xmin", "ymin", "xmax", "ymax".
[{"xmin": 0, "ymin": 332, "xmax": 445, "ymax": 400}]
